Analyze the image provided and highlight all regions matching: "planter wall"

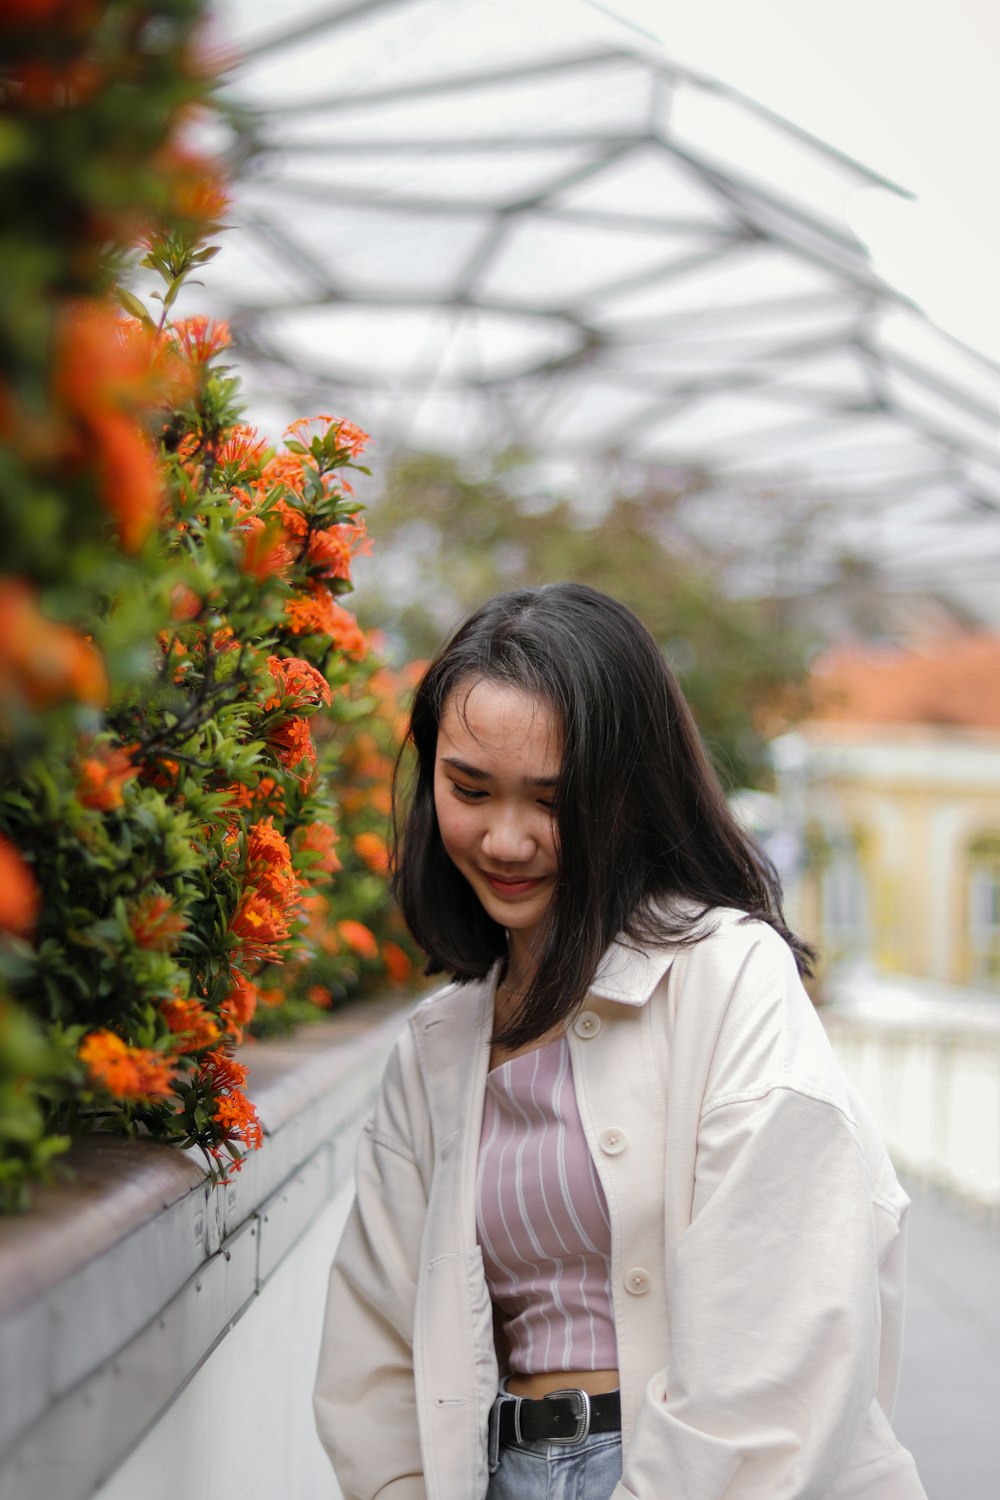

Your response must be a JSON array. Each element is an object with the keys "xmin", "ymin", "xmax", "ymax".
[{"xmin": 0, "ymin": 999, "xmax": 409, "ymax": 1500}]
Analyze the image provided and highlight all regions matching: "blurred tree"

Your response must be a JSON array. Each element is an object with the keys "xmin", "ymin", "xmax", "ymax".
[{"xmin": 356, "ymin": 453, "xmax": 818, "ymax": 790}]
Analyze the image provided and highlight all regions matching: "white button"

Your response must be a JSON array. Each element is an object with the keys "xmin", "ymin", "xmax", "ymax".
[
  {"xmin": 574, "ymin": 1011, "xmax": 601, "ymax": 1038},
  {"xmin": 624, "ymin": 1267, "xmax": 651, "ymax": 1296},
  {"xmin": 599, "ymin": 1127, "xmax": 626, "ymax": 1155}
]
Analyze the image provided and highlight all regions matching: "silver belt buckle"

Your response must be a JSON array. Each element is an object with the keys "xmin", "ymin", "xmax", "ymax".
[{"xmin": 543, "ymin": 1387, "xmax": 592, "ymax": 1443}]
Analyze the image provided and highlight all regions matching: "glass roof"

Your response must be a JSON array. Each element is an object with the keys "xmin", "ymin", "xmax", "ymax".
[{"xmin": 201, "ymin": 0, "xmax": 1000, "ymax": 615}]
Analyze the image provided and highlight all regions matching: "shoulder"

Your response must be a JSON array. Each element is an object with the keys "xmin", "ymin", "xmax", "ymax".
[{"xmin": 666, "ymin": 909, "xmax": 846, "ymax": 1111}]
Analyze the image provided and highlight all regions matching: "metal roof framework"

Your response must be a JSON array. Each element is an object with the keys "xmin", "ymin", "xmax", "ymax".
[{"xmin": 208, "ymin": 0, "xmax": 1000, "ymax": 608}]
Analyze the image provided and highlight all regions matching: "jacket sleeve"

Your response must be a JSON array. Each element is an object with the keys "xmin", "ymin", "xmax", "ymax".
[
  {"xmin": 616, "ymin": 930, "xmax": 907, "ymax": 1500},
  {"xmin": 313, "ymin": 1032, "xmax": 431, "ymax": 1500}
]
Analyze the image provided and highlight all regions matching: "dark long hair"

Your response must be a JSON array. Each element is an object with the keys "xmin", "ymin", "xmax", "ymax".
[{"xmin": 392, "ymin": 583, "xmax": 813, "ymax": 1048}]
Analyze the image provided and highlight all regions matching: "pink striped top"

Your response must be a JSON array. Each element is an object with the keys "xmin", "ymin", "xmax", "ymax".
[{"xmin": 476, "ymin": 1034, "xmax": 618, "ymax": 1373}]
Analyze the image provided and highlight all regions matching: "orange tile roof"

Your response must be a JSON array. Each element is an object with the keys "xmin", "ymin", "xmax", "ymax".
[{"xmin": 809, "ymin": 634, "xmax": 1000, "ymax": 729}]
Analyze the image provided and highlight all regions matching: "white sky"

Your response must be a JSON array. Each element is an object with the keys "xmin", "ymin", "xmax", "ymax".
[{"xmin": 599, "ymin": 0, "xmax": 1000, "ymax": 363}]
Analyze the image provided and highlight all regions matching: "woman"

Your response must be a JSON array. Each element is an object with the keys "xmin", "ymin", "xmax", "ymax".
[{"xmin": 314, "ymin": 584, "xmax": 926, "ymax": 1500}]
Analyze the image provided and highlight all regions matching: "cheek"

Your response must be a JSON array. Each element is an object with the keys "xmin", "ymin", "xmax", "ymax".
[{"xmin": 433, "ymin": 782, "xmax": 471, "ymax": 861}]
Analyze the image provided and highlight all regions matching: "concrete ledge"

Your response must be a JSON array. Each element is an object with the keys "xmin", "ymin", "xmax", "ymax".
[{"xmin": 0, "ymin": 996, "xmax": 411, "ymax": 1499}]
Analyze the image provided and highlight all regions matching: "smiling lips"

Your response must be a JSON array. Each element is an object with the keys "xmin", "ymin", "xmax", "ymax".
[{"xmin": 483, "ymin": 872, "xmax": 547, "ymax": 897}]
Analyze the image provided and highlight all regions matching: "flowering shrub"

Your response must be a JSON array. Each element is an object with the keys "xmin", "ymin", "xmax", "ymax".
[{"xmin": 0, "ymin": 1, "xmax": 416, "ymax": 1210}]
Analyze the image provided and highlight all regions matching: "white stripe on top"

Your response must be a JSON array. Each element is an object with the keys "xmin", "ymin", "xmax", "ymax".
[{"xmin": 476, "ymin": 1034, "xmax": 617, "ymax": 1374}]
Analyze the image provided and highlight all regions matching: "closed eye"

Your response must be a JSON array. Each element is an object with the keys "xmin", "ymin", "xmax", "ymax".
[{"xmin": 450, "ymin": 782, "xmax": 487, "ymax": 801}]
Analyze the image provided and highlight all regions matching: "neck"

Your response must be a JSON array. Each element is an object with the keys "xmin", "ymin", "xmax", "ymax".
[{"xmin": 504, "ymin": 929, "xmax": 539, "ymax": 993}]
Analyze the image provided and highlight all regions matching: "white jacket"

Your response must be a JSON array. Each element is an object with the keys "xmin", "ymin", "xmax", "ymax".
[{"xmin": 314, "ymin": 910, "xmax": 926, "ymax": 1500}]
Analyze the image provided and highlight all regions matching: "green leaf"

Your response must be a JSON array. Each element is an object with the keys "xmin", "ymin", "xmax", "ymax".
[{"xmin": 115, "ymin": 289, "xmax": 156, "ymax": 328}]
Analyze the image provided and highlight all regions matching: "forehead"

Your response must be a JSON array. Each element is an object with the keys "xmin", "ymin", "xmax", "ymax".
[{"xmin": 438, "ymin": 679, "xmax": 562, "ymax": 766}]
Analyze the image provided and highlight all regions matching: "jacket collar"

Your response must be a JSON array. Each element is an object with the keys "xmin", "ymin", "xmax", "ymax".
[{"xmin": 589, "ymin": 935, "xmax": 675, "ymax": 1005}]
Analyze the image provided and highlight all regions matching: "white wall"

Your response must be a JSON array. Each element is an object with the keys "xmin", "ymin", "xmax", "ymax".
[
  {"xmin": 824, "ymin": 983, "xmax": 1000, "ymax": 1210},
  {"xmin": 93, "ymin": 1184, "xmax": 354, "ymax": 1500}
]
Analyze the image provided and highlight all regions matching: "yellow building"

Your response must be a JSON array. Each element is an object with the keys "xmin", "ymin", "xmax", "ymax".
[{"xmin": 772, "ymin": 634, "xmax": 1000, "ymax": 989}]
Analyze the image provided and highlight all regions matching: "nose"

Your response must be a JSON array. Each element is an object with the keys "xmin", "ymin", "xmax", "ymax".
[{"xmin": 481, "ymin": 806, "xmax": 535, "ymax": 864}]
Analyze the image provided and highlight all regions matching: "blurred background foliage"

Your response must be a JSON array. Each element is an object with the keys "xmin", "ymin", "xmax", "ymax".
[
  {"xmin": 0, "ymin": 0, "xmax": 414, "ymax": 1212},
  {"xmin": 358, "ymin": 452, "xmax": 818, "ymax": 790}
]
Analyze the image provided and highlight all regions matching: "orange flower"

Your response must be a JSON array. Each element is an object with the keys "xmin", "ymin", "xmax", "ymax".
[
  {"xmin": 154, "ymin": 143, "xmax": 229, "ymax": 226},
  {"xmin": 221, "ymin": 972, "xmax": 258, "ymax": 1042},
  {"xmin": 260, "ymin": 453, "xmax": 307, "ymax": 497},
  {"xmin": 246, "ymin": 817, "xmax": 292, "ymax": 871},
  {"xmin": 265, "ymin": 655, "xmax": 332, "ymax": 712},
  {"xmin": 79, "ymin": 1029, "xmax": 176, "ymax": 1101},
  {"xmin": 0, "ymin": 578, "xmax": 108, "ymax": 709},
  {"xmin": 0, "ymin": 835, "xmax": 40, "ymax": 935},
  {"xmin": 170, "ymin": 316, "xmax": 231, "ymax": 364},
  {"xmin": 170, "ymin": 582, "xmax": 202, "ymax": 621},
  {"xmin": 55, "ymin": 301, "xmax": 169, "ymax": 550},
  {"xmin": 129, "ymin": 893, "xmax": 188, "ymax": 951},
  {"xmin": 218, "ymin": 424, "xmax": 269, "ymax": 481},
  {"xmin": 225, "ymin": 776, "xmax": 285, "ymax": 820},
  {"xmin": 353, "ymin": 831, "xmax": 389, "ymax": 876},
  {"xmin": 267, "ymin": 715, "xmax": 316, "ymax": 780},
  {"xmin": 212, "ymin": 1086, "xmax": 263, "ymax": 1152},
  {"xmin": 285, "ymin": 415, "xmax": 370, "ymax": 460},
  {"xmin": 229, "ymin": 891, "xmax": 291, "ymax": 965},
  {"xmin": 240, "ymin": 514, "xmax": 294, "ymax": 580},
  {"xmin": 294, "ymin": 821, "xmax": 341, "ymax": 878},
  {"xmin": 307, "ymin": 984, "xmax": 333, "ymax": 1010},
  {"xmin": 257, "ymin": 986, "xmax": 285, "ymax": 1010},
  {"xmin": 337, "ymin": 919, "xmax": 378, "ymax": 960},
  {"xmin": 284, "ymin": 586, "xmax": 368, "ymax": 658},
  {"xmin": 76, "ymin": 743, "xmax": 137, "ymax": 812},
  {"xmin": 381, "ymin": 942, "xmax": 413, "ymax": 984},
  {"xmin": 245, "ymin": 818, "xmax": 300, "ymax": 906},
  {"xmin": 161, "ymin": 997, "xmax": 220, "ymax": 1053},
  {"xmin": 306, "ymin": 520, "xmax": 372, "ymax": 583},
  {"xmin": 91, "ymin": 410, "xmax": 163, "ymax": 551},
  {"xmin": 199, "ymin": 1046, "xmax": 248, "ymax": 1094}
]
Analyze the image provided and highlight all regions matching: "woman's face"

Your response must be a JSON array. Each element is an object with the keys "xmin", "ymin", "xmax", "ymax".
[{"xmin": 433, "ymin": 679, "xmax": 561, "ymax": 951}]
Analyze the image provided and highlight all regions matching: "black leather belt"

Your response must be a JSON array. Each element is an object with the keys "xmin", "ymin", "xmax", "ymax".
[{"xmin": 493, "ymin": 1387, "xmax": 621, "ymax": 1447}]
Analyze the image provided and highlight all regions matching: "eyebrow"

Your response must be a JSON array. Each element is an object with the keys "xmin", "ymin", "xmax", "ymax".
[{"xmin": 440, "ymin": 755, "xmax": 559, "ymax": 789}]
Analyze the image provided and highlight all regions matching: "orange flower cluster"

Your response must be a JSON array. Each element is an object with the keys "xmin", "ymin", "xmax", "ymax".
[
  {"xmin": 76, "ymin": 742, "xmax": 138, "ymax": 812},
  {"xmin": 151, "ymin": 142, "xmax": 230, "ymax": 231},
  {"xmin": 336, "ymin": 919, "xmax": 378, "ymax": 960},
  {"xmin": 225, "ymin": 775, "xmax": 285, "ymax": 821},
  {"xmin": 169, "ymin": 316, "xmax": 231, "ymax": 365},
  {"xmin": 129, "ymin": 893, "xmax": 188, "ymax": 952},
  {"xmin": 294, "ymin": 820, "xmax": 341, "ymax": 879},
  {"xmin": 217, "ymin": 423, "xmax": 269, "ymax": 483},
  {"xmin": 239, "ymin": 514, "xmax": 294, "ymax": 581},
  {"xmin": 265, "ymin": 655, "xmax": 333, "ymax": 712},
  {"xmin": 79, "ymin": 1029, "xmax": 177, "ymax": 1101},
  {"xmin": 285, "ymin": 585, "xmax": 368, "ymax": 658},
  {"xmin": 230, "ymin": 819, "xmax": 301, "ymax": 966},
  {"xmin": 0, "ymin": 578, "xmax": 108, "ymax": 711},
  {"xmin": 160, "ymin": 996, "xmax": 220, "ymax": 1053},
  {"xmin": 212, "ymin": 1091, "xmax": 264, "ymax": 1154},
  {"xmin": 220, "ymin": 971, "xmax": 258, "ymax": 1044},
  {"xmin": 266, "ymin": 715, "xmax": 316, "ymax": 782},
  {"xmin": 199, "ymin": 1047, "xmax": 263, "ymax": 1162},
  {"xmin": 55, "ymin": 303, "xmax": 189, "ymax": 550},
  {"xmin": 285, "ymin": 414, "xmax": 370, "ymax": 461},
  {"xmin": 353, "ymin": 830, "xmax": 389, "ymax": 876},
  {"xmin": 0, "ymin": 835, "xmax": 40, "ymax": 935},
  {"xmin": 339, "ymin": 729, "xmax": 395, "ymax": 817},
  {"xmin": 306, "ymin": 519, "xmax": 372, "ymax": 584},
  {"xmin": 381, "ymin": 941, "xmax": 413, "ymax": 984}
]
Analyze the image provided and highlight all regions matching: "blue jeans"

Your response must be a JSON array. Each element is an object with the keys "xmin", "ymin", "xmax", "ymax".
[{"xmin": 486, "ymin": 1430, "xmax": 623, "ymax": 1500}]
